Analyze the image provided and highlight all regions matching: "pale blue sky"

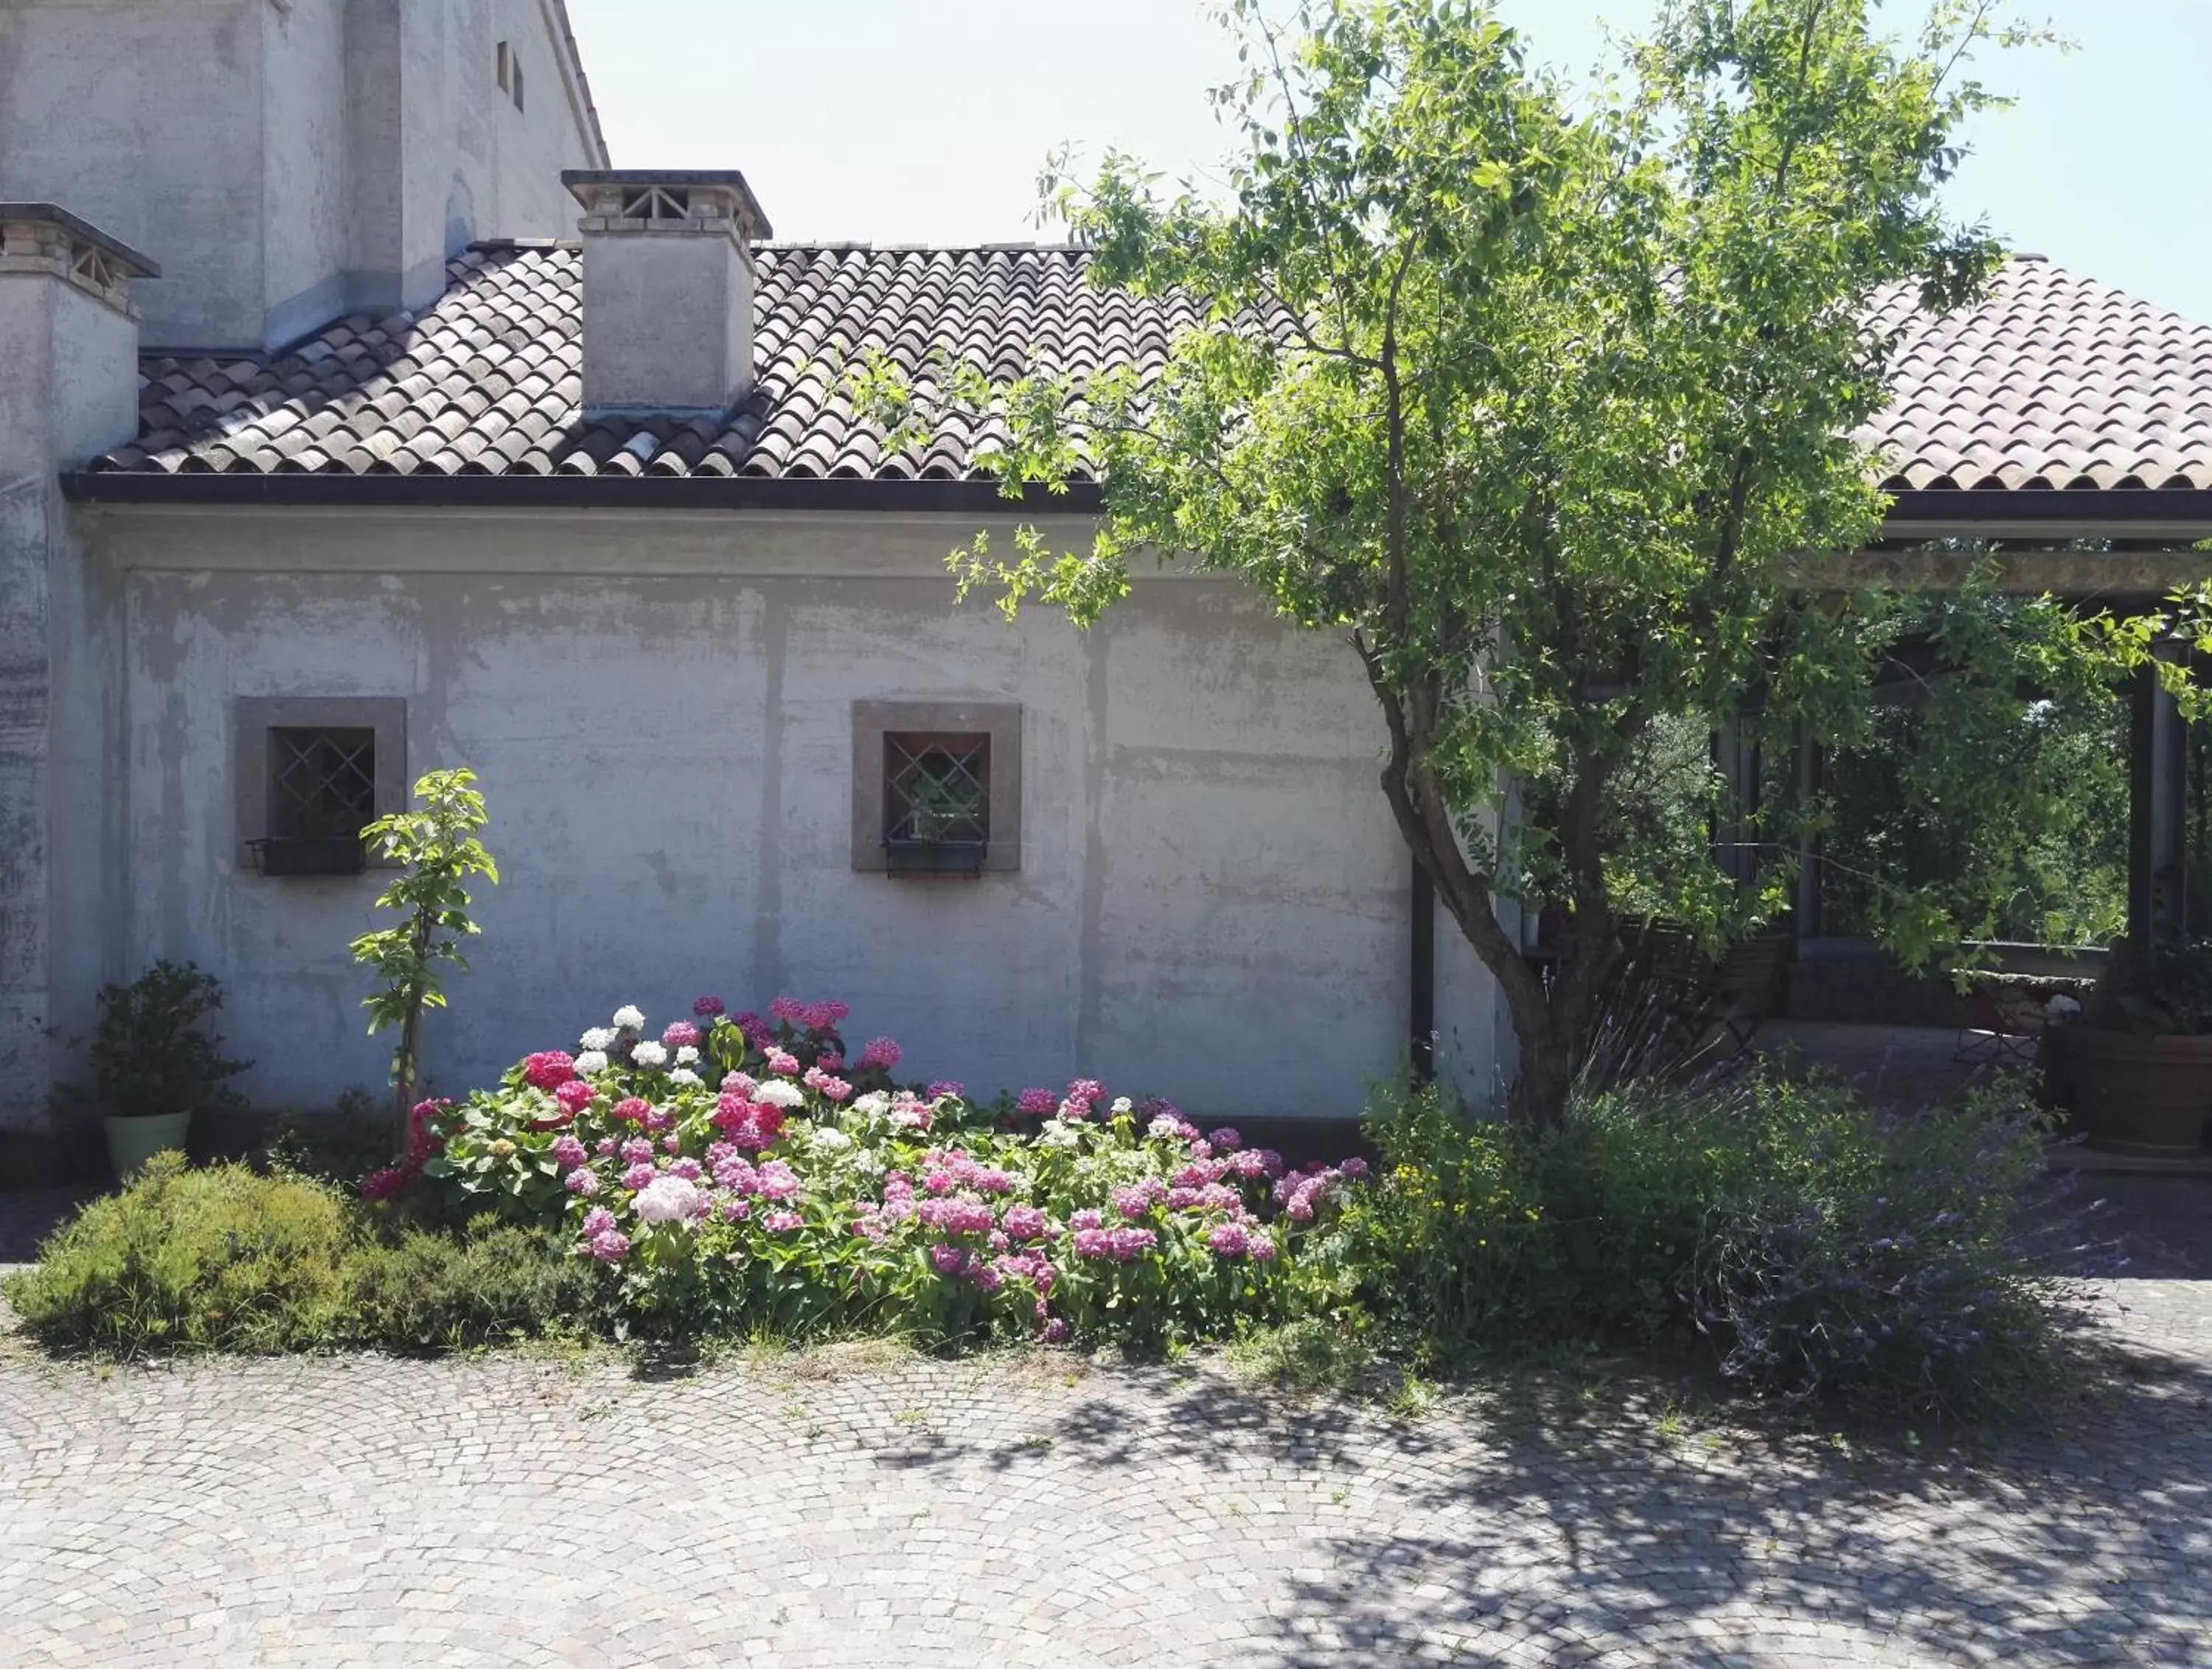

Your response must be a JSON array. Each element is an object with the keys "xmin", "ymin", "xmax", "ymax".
[{"xmin": 566, "ymin": 1, "xmax": 2212, "ymax": 322}]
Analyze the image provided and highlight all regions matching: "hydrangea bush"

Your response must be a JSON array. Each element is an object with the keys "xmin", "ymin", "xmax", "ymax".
[{"xmin": 375, "ymin": 996, "xmax": 1366, "ymax": 1345}]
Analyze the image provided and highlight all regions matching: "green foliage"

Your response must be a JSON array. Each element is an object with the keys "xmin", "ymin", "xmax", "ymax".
[
  {"xmin": 344, "ymin": 1219, "xmax": 597, "ymax": 1351},
  {"xmin": 2, "ymin": 1157, "xmax": 593, "ymax": 1358},
  {"xmin": 2088, "ymin": 937, "xmax": 2212, "ymax": 1036},
  {"xmin": 350, "ymin": 768, "xmax": 499, "ymax": 1133},
  {"xmin": 73, "ymin": 961, "xmax": 251, "ymax": 1120},
  {"xmin": 4, "ymin": 1156, "xmax": 357, "ymax": 1354},
  {"xmin": 1340, "ymin": 1070, "xmax": 2083, "ymax": 1418}
]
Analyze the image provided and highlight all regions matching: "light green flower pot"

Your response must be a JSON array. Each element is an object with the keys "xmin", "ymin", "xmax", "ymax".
[{"xmin": 104, "ymin": 1111, "xmax": 192, "ymax": 1182}]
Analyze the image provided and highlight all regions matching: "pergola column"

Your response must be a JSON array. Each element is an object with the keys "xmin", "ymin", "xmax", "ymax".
[
  {"xmin": 2129, "ymin": 651, "xmax": 2188, "ymax": 947},
  {"xmin": 1713, "ymin": 718, "xmax": 1762, "ymax": 886}
]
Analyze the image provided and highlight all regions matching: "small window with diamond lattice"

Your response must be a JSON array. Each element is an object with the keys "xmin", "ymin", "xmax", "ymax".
[
  {"xmin": 883, "ymin": 732, "xmax": 990, "ymax": 877},
  {"xmin": 257, "ymin": 727, "xmax": 376, "ymax": 875}
]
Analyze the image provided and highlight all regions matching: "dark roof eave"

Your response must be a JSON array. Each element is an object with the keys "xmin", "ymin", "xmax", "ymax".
[
  {"xmin": 58, "ymin": 471, "xmax": 1106, "ymax": 516},
  {"xmin": 62, "ymin": 477, "xmax": 2212, "ymax": 538},
  {"xmin": 1882, "ymin": 487, "xmax": 2212, "ymax": 538}
]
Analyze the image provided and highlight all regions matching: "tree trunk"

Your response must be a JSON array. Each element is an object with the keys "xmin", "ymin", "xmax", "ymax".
[{"xmin": 392, "ymin": 997, "xmax": 422, "ymax": 1151}]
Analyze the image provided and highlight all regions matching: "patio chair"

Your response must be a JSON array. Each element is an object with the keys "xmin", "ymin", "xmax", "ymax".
[{"xmin": 1955, "ymin": 981, "xmax": 2046, "ymax": 1068}]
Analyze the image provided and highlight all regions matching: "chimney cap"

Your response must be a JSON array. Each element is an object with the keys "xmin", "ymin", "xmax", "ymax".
[
  {"xmin": 0, "ymin": 202, "xmax": 161, "ymax": 279},
  {"xmin": 561, "ymin": 170, "xmax": 773, "ymax": 241}
]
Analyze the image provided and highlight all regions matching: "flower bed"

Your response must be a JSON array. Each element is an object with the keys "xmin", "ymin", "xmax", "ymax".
[{"xmin": 375, "ymin": 996, "xmax": 1368, "ymax": 1345}]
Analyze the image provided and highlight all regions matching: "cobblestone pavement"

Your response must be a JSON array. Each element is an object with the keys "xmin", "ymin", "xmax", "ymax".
[{"xmin": 0, "ymin": 1281, "xmax": 2204, "ymax": 1668}]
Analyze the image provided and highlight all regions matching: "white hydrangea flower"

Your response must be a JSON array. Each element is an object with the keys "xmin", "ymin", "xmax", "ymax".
[
  {"xmin": 754, "ymin": 1080, "xmax": 805, "ymax": 1109},
  {"xmin": 812, "ymin": 1127, "xmax": 854, "ymax": 1152},
  {"xmin": 612, "ymin": 1005, "xmax": 646, "ymax": 1031},
  {"xmin": 579, "ymin": 1027, "xmax": 617, "ymax": 1052},
  {"xmin": 675, "ymin": 1045, "xmax": 700, "ymax": 1066},
  {"xmin": 668, "ymin": 1067, "xmax": 702, "ymax": 1087},
  {"xmin": 1039, "ymin": 1119, "xmax": 1081, "ymax": 1150},
  {"xmin": 574, "ymin": 1050, "xmax": 611, "ymax": 1077},
  {"xmin": 633, "ymin": 1175, "xmax": 703, "ymax": 1225},
  {"xmin": 1111, "ymin": 1096, "xmax": 1134, "ymax": 1115},
  {"xmin": 853, "ymin": 1149, "xmax": 887, "ymax": 1178},
  {"xmin": 849, "ymin": 1091, "xmax": 891, "ymax": 1119},
  {"xmin": 1147, "ymin": 1115, "xmax": 1183, "ymax": 1140},
  {"xmin": 630, "ymin": 1041, "xmax": 669, "ymax": 1069}
]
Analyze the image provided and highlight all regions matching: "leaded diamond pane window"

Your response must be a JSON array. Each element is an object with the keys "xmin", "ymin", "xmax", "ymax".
[
  {"xmin": 884, "ymin": 732, "xmax": 990, "ymax": 875},
  {"xmin": 270, "ymin": 727, "xmax": 377, "ymax": 844}
]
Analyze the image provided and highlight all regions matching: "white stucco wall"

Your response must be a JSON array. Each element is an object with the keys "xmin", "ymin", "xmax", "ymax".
[
  {"xmin": 0, "ymin": 0, "xmax": 601, "ymax": 351},
  {"xmin": 57, "ymin": 507, "xmax": 1506, "ymax": 1122}
]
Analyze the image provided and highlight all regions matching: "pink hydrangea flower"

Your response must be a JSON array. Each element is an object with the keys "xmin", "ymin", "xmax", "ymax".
[
  {"xmin": 669, "ymin": 1157, "xmax": 703, "ymax": 1182},
  {"xmin": 1042, "ymin": 1317, "xmax": 1071, "ymax": 1344},
  {"xmin": 581, "ymin": 1208, "xmax": 615, "ymax": 1236},
  {"xmin": 554, "ymin": 1079, "xmax": 597, "ymax": 1116},
  {"xmin": 613, "ymin": 1098, "xmax": 652, "ymax": 1126},
  {"xmin": 762, "ymin": 1210, "xmax": 804, "ymax": 1233},
  {"xmin": 620, "ymin": 1137, "xmax": 655, "ymax": 1165},
  {"xmin": 523, "ymin": 1051, "xmax": 577, "ymax": 1091},
  {"xmin": 551, "ymin": 1135, "xmax": 588, "ymax": 1170},
  {"xmin": 973, "ymin": 1264, "xmax": 1004, "ymax": 1293},
  {"xmin": 1071, "ymin": 1227, "xmax": 1112, "ymax": 1260},
  {"xmin": 1067, "ymin": 1078, "xmax": 1106, "ymax": 1107},
  {"xmin": 768, "ymin": 997, "xmax": 804, "ymax": 1023},
  {"xmin": 1340, "ymin": 1157, "xmax": 1370, "ymax": 1179},
  {"xmin": 662, "ymin": 1133, "xmax": 682, "ymax": 1154},
  {"xmin": 755, "ymin": 1160, "xmax": 801, "ymax": 1202},
  {"xmin": 1108, "ymin": 1226, "xmax": 1158, "ymax": 1261},
  {"xmin": 1208, "ymin": 1126, "xmax": 1243, "ymax": 1151},
  {"xmin": 1248, "ymin": 1233, "xmax": 1279, "ymax": 1262},
  {"xmin": 1002, "ymin": 1205, "xmax": 1047, "ymax": 1241},
  {"xmin": 1015, "ymin": 1088, "xmax": 1059, "ymax": 1117},
  {"xmin": 692, "ymin": 995, "xmax": 727, "ymax": 1018},
  {"xmin": 926, "ymin": 1080, "xmax": 964, "ymax": 1101},
  {"xmin": 929, "ymin": 1243, "xmax": 967, "ymax": 1275},
  {"xmin": 359, "ymin": 1166, "xmax": 408, "ymax": 1201},
  {"xmin": 1207, "ymin": 1222, "xmax": 1251, "ymax": 1258},
  {"xmin": 661, "ymin": 1021, "xmax": 702, "ymax": 1050},
  {"xmin": 1069, "ymin": 1208, "xmax": 1103, "ymax": 1232},
  {"xmin": 857, "ymin": 1036, "xmax": 902, "ymax": 1070},
  {"xmin": 587, "ymin": 1228, "xmax": 630, "ymax": 1262},
  {"xmin": 565, "ymin": 1166, "xmax": 601, "ymax": 1196},
  {"xmin": 721, "ymin": 1071, "xmax": 757, "ymax": 1095},
  {"xmin": 719, "ymin": 1196, "xmax": 752, "ymax": 1222},
  {"xmin": 621, "ymin": 1162, "xmax": 657, "ymax": 1191},
  {"xmin": 766, "ymin": 1048, "xmax": 801, "ymax": 1076},
  {"xmin": 594, "ymin": 1136, "xmax": 619, "ymax": 1158}
]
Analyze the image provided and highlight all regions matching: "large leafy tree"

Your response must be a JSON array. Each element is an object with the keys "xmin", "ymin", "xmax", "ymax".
[{"xmin": 869, "ymin": 0, "xmax": 2191, "ymax": 1123}]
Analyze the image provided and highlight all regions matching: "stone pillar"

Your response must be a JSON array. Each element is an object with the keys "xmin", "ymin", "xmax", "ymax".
[{"xmin": 0, "ymin": 203, "xmax": 151, "ymax": 1173}]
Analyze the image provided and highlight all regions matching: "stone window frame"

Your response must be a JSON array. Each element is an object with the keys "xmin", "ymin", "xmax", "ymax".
[
  {"xmin": 234, "ymin": 697, "xmax": 408, "ymax": 873},
  {"xmin": 851, "ymin": 700, "xmax": 1022, "ymax": 875}
]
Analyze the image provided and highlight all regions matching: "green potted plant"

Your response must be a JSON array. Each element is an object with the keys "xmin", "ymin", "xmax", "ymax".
[
  {"xmin": 80, "ymin": 961, "xmax": 253, "ymax": 1180},
  {"xmin": 2045, "ymin": 938, "xmax": 2212, "ymax": 1157}
]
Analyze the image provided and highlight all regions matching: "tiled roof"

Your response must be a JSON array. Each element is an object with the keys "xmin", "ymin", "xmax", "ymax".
[{"xmin": 87, "ymin": 245, "xmax": 2212, "ymax": 495}]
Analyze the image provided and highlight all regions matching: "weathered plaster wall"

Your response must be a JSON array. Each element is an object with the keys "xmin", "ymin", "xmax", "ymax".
[
  {"xmin": 0, "ymin": 0, "xmax": 599, "ymax": 352},
  {"xmin": 63, "ymin": 508, "xmax": 1506, "ymax": 1121},
  {"xmin": 0, "ymin": 0, "xmax": 269, "ymax": 349}
]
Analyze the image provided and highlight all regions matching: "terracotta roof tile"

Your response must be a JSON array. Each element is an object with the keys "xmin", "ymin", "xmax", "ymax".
[{"xmin": 85, "ymin": 245, "xmax": 2212, "ymax": 495}]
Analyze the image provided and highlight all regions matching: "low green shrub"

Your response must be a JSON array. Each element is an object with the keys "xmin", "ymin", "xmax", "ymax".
[
  {"xmin": 1340, "ymin": 1071, "xmax": 2084, "ymax": 1419},
  {"xmin": 5, "ymin": 1155, "xmax": 358, "ymax": 1354},
  {"xmin": 344, "ymin": 1219, "xmax": 597, "ymax": 1351}
]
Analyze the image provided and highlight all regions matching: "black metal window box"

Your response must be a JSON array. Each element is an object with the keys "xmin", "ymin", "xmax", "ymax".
[
  {"xmin": 249, "ymin": 836, "xmax": 368, "ymax": 877},
  {"xmin": 883, "ymin": 837, "xmax": 989, "ymax": 879}
]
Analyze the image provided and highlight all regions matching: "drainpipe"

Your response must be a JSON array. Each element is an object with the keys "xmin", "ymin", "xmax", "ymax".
[{"xmin": 1411, "ymin": 863, "xmax": 1436, "ymax": 1081}]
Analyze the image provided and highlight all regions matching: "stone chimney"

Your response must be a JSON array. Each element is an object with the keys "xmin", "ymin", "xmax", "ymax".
[{"xmin": 563, "ymin": 170, "xmax": 773, "ymax": 418}]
